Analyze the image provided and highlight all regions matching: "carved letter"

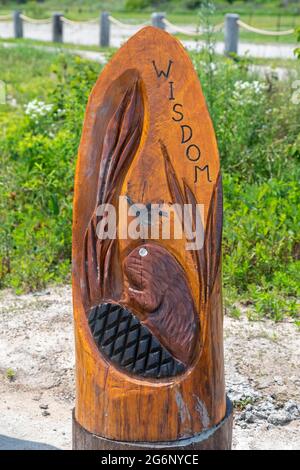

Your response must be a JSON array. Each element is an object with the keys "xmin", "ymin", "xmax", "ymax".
[
  {"xmin": 152, "ymin": 59, "xmax": 173, "ymax": 79},
  {"xmin": 172, "ymin": 103, "xmax": 184, "ymax": 122},
  {"xmin": 186, "ymin": 144, "xmax": 201, "ymax": 162},
  {"xmin": 194, "ymin": 164, "xmax": 212, "ymax": 183},
  {"xmin": 169, "ymin": 81, "xmax": 175, "ymax": 100},
  {"xmin": 181, "ymin": 124, "xmax": 193, "ymax": 144}
]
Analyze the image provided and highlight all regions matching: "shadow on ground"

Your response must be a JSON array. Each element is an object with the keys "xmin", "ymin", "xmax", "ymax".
[{"xmin": 0, "ymin": 434, "xmax": 59, "ymax": 450}]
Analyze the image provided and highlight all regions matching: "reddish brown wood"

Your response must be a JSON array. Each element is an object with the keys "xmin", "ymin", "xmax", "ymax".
[
  {"xmin": 72, "ymin": 400, "xmax": 233, "ymax": 450},
  {"xmin": 123, "ymin": 243, "xmax": 199, "ymax": 366},
  {"xmin": 72, "ymin": 25, "xmax": 231, "ymax": 445}
]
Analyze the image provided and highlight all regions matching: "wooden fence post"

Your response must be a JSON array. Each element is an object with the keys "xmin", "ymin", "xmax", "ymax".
[
  {"xmin": 52, "ymin": 12, "xmax": 63, "ymax": 43},
  {"xmin": 151, "ymin": 12, "xmax": 166, "ymax": 30},
  {"xmin": 100, "ymin": 11, "xmax": 110, "ymax": 47},
  {"xmin": 72, "ymin": 26, "xmax": 232, "ymax": 451},
  {"xmin": 224, "ymin": 13, "xmax": 239, "ymax": 56},
  {"xmin": 13, "ymin": 10, "xmax": 23, "ymax": 39}
]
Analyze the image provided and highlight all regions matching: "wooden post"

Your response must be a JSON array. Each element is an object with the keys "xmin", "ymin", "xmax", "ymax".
[
  {"xmin": 224, "ymin": 13, "xmax": 239, "ymax": 56},
  {"xmin": 13, "ymin": 11, "xmax": 23, "ymax": 39},
  {"xmin": 100, "ymin": 11, "xmax": 110, "ymax": 47},
  {"xmin": 72, "ymin": 26, "xmax": 232, "ymax": 450},
  {"xmin": 151, "ymin": 12, "xmax": 166, "ymax": 30},
  {"xmin": 52, "ymin": 12, "xmax": 63, "ymax": 43}
]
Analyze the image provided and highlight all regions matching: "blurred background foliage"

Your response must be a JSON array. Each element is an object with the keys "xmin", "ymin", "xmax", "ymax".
[{"xmin": 0, "ymin": 1, "xmax": 299, "ymax": 323}]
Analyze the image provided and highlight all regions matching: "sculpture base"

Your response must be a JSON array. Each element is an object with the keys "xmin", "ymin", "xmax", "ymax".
[{"xmin": 72, "ymin": 398, "xmax": 233, "ymax": 450}]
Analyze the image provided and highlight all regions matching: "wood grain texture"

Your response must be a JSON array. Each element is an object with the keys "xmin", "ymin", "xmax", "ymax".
[
  {"xmin": 72, "ymin": 26, "xmax": 226, "ymax": 442},
  {"xmin": 72, "ymin": 400, "xmax": 233, "ymax": 450}
]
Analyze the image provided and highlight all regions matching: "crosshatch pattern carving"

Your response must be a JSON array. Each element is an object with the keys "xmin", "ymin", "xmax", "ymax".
[{"xmin": 88, "ymin": 303, "xmax": 186, "ymax": 378}]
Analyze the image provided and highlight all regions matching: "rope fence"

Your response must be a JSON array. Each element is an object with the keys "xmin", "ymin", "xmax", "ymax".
[
  {"xmin": 61, "ymin": 16, "xmax": 98, "ymax": 25},
  {"xmin": 0, "ymin": 10, "xmax": 297, "ymax": 52},
  {"xmin": 20, "ymin": 14, "xmax": 52, "ymax": 25},
  {"xmin": 20, "ymin": 14, "xmax": 99, "ymax": 25},
  {"xmin": 109, "ymin": 15, "xmax": 150, "ymax": 29},
  {"xmin": 0, "ymin": 14, "xmax": 12, "ymax": 21},
  {"xmin": 163, "ymin": 18, "xmax": 224, "ymax": 36},
  {"xmin": 237, "ymin": 19, "xmax": 294, "ymax": 37},
  {"xmin": 211, "ymin": 22, "xmax": 224, "ymax": 33},
  {"xmin": 163, "ymin": 18, "xmax": 204, "ymax": 36}
]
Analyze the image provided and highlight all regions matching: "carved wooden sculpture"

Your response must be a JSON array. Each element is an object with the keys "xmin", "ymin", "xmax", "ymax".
[{"xmin": 72, "ymin": 26, "xmax": 232, "ymax": 450}]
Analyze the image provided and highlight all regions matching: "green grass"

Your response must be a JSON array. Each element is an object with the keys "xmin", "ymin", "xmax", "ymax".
[
  {"xmin": 0, "ymin": 37, "xmax": 116, "ymax": 54},
  {"xmin": 0, "ymin": 44, "xmax": 57, "ymax": 112},
  {"xmin": 251, "ymin": 56, "xmax": 299, "ymax": 68},
  {"xmin": 0, "ymin": 0, "xmax": 299, "ymax": 17}
]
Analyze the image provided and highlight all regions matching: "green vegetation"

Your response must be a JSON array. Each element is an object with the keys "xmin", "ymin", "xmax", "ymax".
[
  {"xmin": 0, "ymin": 0, "xmax": 299, "ymax": 16},
  {"xmin": 0, "ymin": 42, "xmax": 299, "ymax": 323},
  {"xmin": 0, "ymin": 37, "xmax": 116, "ymax": 54},
  {"xmin": 295, "ymin": 27, "xmax": 300, "ymax": 58},
  {"xmin": 0, "ymin": 46, "xmax": 101, "ymax": 290},
  {"xmin": 193, "ymin": 48, "xmax": 300, "ymax": 322},
  {"xmin": 6, "ymin": 367, "xmax": 16, "ymax": 381}
]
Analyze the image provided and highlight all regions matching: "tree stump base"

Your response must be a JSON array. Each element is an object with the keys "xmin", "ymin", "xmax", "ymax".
[
  {"xmin": 72, "ymin": 398, "xmax": 233, "ymax": 450},
  {"xmin": 72, "ymin": 26, "xmax": 232, "ymax": 450}
]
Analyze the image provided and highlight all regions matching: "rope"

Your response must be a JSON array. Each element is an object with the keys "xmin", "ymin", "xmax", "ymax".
[
  {"xmin": 61, "ymin": 16, "xmax": 98, "ymax": 25},
  {"xmin": 109, "ymin": 15, "xmax": 149, "ymax": 29},
  {"xmin": 18, "ymin": 14, "xmax": 100, "ymax": 26},
  {"xmin": 163, "ymin": 18, "xmax": 204, "ymax": 36},
  {"xmin": 237, "ymin": 19, "xmax": 294, "ymax": 36},
  {"xmin": 213, "ymin": 22, "xmax": 224, "ymax": 33},
  {"xmin": 0, "ymin": 14, "xmax": 12, "ymax": 21},
  {"xmin": 163, "ymin": 18, "xmax": 224, "ymax": 36},
  {"xmin": 20, "ymin": 14, "xmax": 52, "ymax": 25}
]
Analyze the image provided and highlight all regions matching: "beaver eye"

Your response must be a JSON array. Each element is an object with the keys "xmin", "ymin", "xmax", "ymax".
[{"xmin": 139, "ymin": 247, "xmax": 148, "ymax": 257}]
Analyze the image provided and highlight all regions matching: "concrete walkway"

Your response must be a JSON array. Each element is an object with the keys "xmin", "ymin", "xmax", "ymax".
[
  {"xmin": 0, "ymin": 20, "xmax": 297, "ymax": 59},
  {"xmin": 1, "ymin": 41, "xmax": 297, "ymax": 83},
  {"xmin": 185, "ymin": 39, "xmax": 297, "ymax": 60}
]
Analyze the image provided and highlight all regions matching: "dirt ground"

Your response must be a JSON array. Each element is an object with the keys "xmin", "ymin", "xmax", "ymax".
[{"xmin": 0, "ymin": 285, "xmax": 299, "ymax": 450}]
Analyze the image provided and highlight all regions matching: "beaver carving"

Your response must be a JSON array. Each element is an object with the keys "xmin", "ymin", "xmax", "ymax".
[
  {"xmin": 88, "ymin": 243, "xmax": 199, "ymax": 379},
  {"xmin": 123, "ymin": 243, "xmax": 199, "ymax": 366}
]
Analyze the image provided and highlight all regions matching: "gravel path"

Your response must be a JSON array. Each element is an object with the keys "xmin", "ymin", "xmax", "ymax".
[{"xmin": 0, "ymin": 285, "xmax": 299, "ymax": 450}]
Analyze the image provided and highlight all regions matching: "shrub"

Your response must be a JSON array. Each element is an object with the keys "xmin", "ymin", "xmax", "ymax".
[
  {"xmin": 0, "ymin": 53, "xmax": 100, "ymax": 291},
  {"xmin": 295, "ymin": 27, "xmax": 300, "ymax": 59},
  {"xmin": 223, "ymin": 176, "xmax": 299, "ymax": 320}
]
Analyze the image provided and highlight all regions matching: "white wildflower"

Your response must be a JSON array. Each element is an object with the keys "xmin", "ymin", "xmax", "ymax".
[
  {"xmin": 233, "ymin": 80, "xmax": 267, "ymax": 105},
  {"xmin": 206, "ymin": 62, "xmax": 217, "ymax": 74},
  {"xmin": 25, "ymin": 99, "xmax": 53, "ymax": 121}
]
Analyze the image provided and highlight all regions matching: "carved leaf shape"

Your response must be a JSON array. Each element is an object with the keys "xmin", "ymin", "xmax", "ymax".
[
  {"xmin": 82, "ymin": 77, "xmax": 144, "ymax": 308},
  {"xmin": 161, "ymin": 141, "xmax": 222, "ymax": 307}
]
